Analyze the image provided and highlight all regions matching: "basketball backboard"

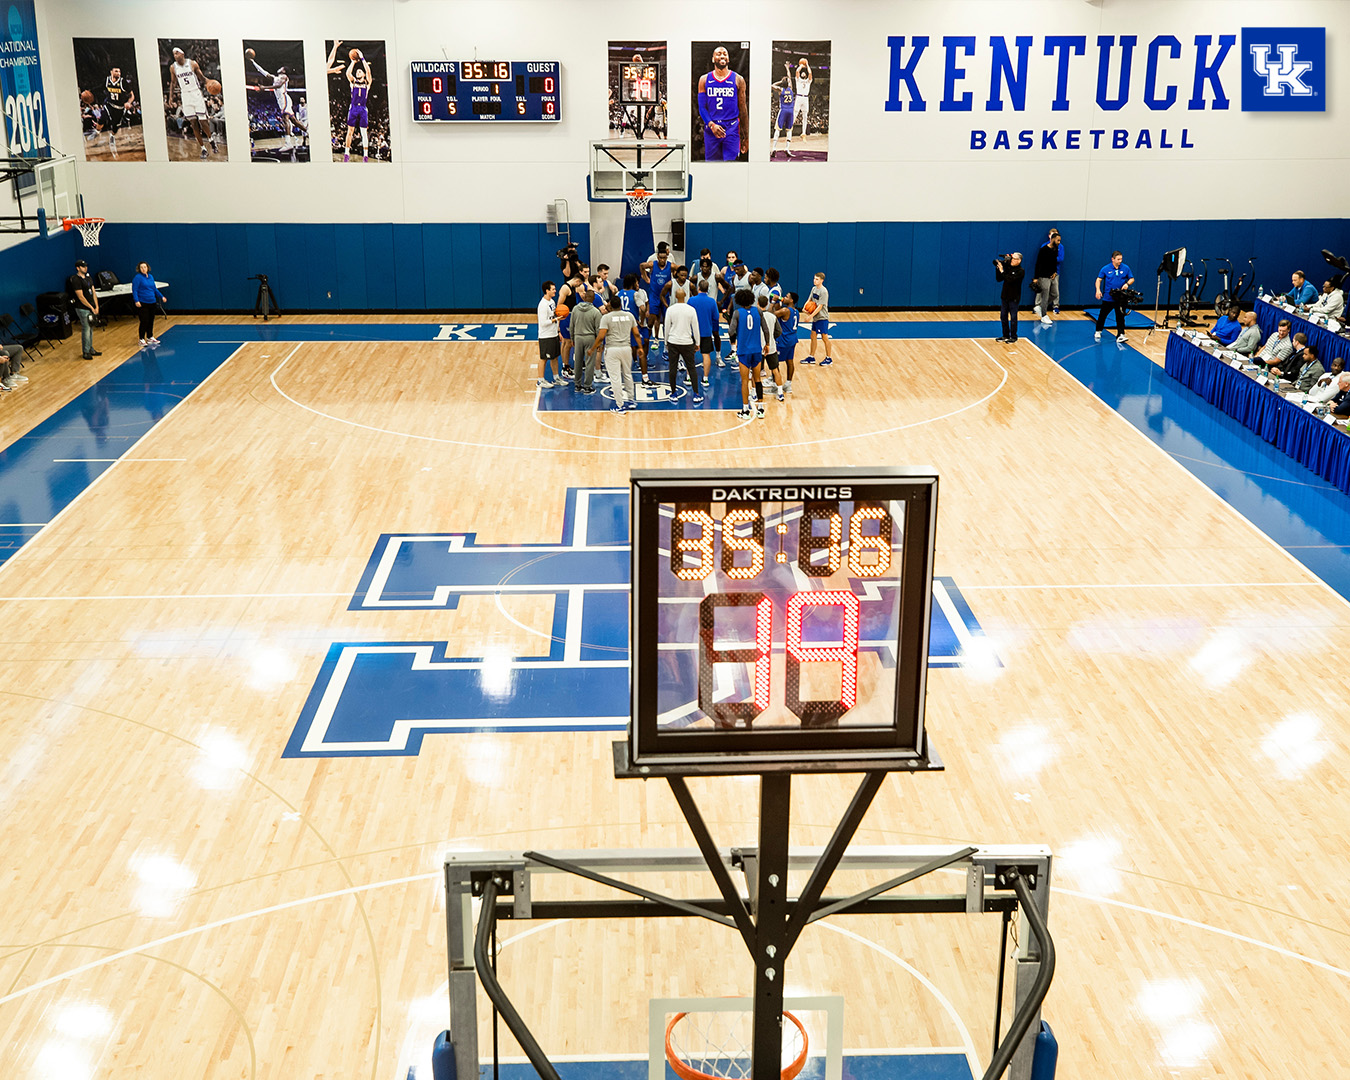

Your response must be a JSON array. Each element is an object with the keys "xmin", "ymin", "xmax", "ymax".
[
  {"xmin": 589, "ymin": 139, "xmax": 691, "ymax": 202},
  {"xmin": 623, "ymin": 468, "xmax": 940, "ymax": 776},
  {"xmin": 2, "ymin": 153, "xmax": 82, "ymax": 233}
]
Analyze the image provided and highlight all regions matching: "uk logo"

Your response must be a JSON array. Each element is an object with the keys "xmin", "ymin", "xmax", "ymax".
[
  {"xmin": 1241, "ymin": 28, "xmax": 1325, "ymax": 112},
  {"xmin": 284, "ymin": 488, "xmax": 996, "ymax": 757}
]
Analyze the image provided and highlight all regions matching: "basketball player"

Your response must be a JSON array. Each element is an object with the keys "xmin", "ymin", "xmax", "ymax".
[
  {"xmin": 803, "ymin": 272, "xmax": 832, "ymax": 365},
  {"xmin": 536, "ymin": 280, "xmax": 562, "ymax": 389},
  {"xmin": 733, "ymin": 289, "xmax": 767, "ymax": 420},
  {"xmin": 724, "ymin": 262, "xmax": 752, "ymax": 363},
  {"xmin": 696, "ymin": 46, "xmax": 747, "ymax": 161},
  {"xmin": 167, "ymin": 47, "xmax": 216, "ymax": 159},
  {"xmin": 642, "ymin": 250, "xmax": 674, "ymax": 360},
  {"xmin": 660, "ymin": 263, "xmax": 691, "ymax": 316},
  {"xmin": 248, "ymin": 53, "xmax": 306, "ymax": 153},
  {"xmin": 593, "ymin": 264, "xmax": 616, "ymax": 309},
  {"xmin": 770, "ymin": 64, "xmax": 796, "ymax": 159},
  {"xmin": 689, "ymin": 280, "xmax": 719, "ymax": 401},
  {"xmin": 772, "ymin": 292, "xmax": 800, "ymax": 394},
  {"xmin": 617, "ymin": 274, "xmax": 651, "ymax": 384},
  {"xmin": 758, "ymin": 295, "xmax": 786, "ymax": 402},
  {"xmin": 297, "ymin": 98, "xmax": 309, "ymax": 149},
  {"xmin": 791, "ymin": 58, "xmax": 813, "ymax": 139},
  {"xmin": 591, "ymin": 294, "xmax": 641, "ymax": 414},
  {"xmin": 103, "ymin": 66, "xmax": 135, "ymax": 156},
  {"xmin": 693, "ymin": 256, "xmax": 722, "ymax": 354},
  {"xmin": 328, "ymin": 41, "xmax": 373, "ymax": 162}
]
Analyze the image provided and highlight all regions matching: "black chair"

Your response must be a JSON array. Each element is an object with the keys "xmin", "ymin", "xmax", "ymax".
[
  {"xmin": 0, "ymin": 313, "xmax": 42, "ymax": 355},
  {"xmin": 16, "ymin": 302, "xmax": 47, "ymax": 356}
]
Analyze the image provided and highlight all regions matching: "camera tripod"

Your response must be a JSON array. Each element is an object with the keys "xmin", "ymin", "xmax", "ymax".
[{"xmin": 251, "ymin": 274, "xmax": 281, "ymax": 321}]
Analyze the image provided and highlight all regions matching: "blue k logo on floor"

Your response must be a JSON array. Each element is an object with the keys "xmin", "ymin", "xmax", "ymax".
[{"xmin": 285, "ymin": 488, "xmax": 996, "ymax": 756}]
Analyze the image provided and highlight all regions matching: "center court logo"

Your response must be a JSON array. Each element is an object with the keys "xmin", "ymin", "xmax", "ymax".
[{"xmin": 1241, "ymin": 27, "xmax": 1325, "ymax": 111}]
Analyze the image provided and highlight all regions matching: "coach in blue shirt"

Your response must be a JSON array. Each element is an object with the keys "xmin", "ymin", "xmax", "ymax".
[
  {"xmin": 1210, "ymin": 304, "xmax": 1242, "ymax": 346},
  {"xmin": 1286, "ymin": 271, "xmax": 1318, "ymax": 306},
  {"xmin": 1094, "ymin": 251, "xmax": 1135, "ymax": 342}
]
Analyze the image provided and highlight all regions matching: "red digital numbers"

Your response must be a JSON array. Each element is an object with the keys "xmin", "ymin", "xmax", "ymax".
[
  {"xmin": 544, "ymin": 101, "xmax": 555, "ymax": 115},
  {"xmin": 677, "ymin": 501, "xmax": 892, "ymax": 727},
  {"xmin": 420, "ymin": 101, "xmax": 432, "ymax": 115},
  {"xmin": 544, "ymin": 77, "xmax": 554, "ymax": 93},
  {"xmin": 432, "ymin": 77, "xmax": 443, "ymax": 93}
]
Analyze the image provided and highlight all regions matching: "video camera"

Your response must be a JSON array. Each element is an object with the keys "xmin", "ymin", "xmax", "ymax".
[
  {"xmin": 556, "ymin": 241, "xmax": 579, "ymax": 262},
  {"xmin": 1111, "ymin": 286, "xmax": 1143, "ymax": 307},
  {"xmin": 992, "ymin": 254, "xmax": 1014, "ymax": 266}
]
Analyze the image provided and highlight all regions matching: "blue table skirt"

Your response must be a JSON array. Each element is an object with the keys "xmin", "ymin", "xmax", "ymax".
[
  {"xmin": 1254, "ymin": 298, "xmax": 1350, "ymax": 369},
  {"xmin": 1163, "ymin": 332, "xmax": 1350, "ymax": 493}
]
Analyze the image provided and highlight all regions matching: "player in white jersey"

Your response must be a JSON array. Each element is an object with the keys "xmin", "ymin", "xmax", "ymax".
[
  {"xmin": 248, "ymin": 55, "xmax": 306, "ymax": 150},
  {"xmin": 297, "ymin": 98, "xmax": 309, "ymax": 148},
  {"xmin": 792, "ymin": 58, "xmax": 812, "ymax": 136},
  {"xmin": 167, "ymin": 47, "xmax": 216, "ymax": 159}
]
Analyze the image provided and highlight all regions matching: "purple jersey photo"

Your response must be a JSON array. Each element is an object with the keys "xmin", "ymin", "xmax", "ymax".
[{"xmin": 347, "ymin": 82, "xmax": 369, "ymax": 128}]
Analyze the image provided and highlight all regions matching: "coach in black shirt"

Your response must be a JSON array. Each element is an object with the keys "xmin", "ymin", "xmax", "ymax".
[
  {"xmin": 65, "ymin": 258, "xmax": 101, "ymax": 360},
  {"xmin": 995, "ymin": 254, "xmax": 1025, "ymax": 344}
]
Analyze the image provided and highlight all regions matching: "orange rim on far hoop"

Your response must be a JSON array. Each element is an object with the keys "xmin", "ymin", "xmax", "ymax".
[
  {"xmin": 665, "ymin": 1009, "xmax": 809, "ymax": 1080},
  {"xmin": 61, "ymin": 217, "xmax": 106, "ymax": 247},
  {"xmin": 625, "ymin": 187, "xmax": 651, "ymax": 216}
]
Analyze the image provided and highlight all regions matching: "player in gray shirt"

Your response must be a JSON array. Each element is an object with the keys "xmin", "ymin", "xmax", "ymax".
[
  {"xmin": 592, "ymin": 295, "xmax": 641, "ymax": 413},
  {"xmin": 803, "ymin": 271, "xmax": 833, "ymax": 366},
  {"xmin": 569, "ymin": 284, "xmax": 603, "ymax": 393}
]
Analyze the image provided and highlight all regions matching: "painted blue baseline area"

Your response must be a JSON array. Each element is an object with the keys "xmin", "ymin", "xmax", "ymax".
[
  {"xmin": 285, "ymin": 487, "xmax": 994, "ymax": 757},
  {"xmin": 0, "ymin": 338, "xmax": 239, "ymax": 566}
]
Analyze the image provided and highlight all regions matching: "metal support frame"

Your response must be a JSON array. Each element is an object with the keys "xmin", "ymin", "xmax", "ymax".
[{"xmin": 445, "ymin": 839, "xmax": 1053, "ymax": 1080}]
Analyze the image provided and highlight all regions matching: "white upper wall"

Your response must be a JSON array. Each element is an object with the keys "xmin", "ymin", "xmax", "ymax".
[{"xmin": 32, "ymin": 0, "xmax": 1350, "ymax": 225}]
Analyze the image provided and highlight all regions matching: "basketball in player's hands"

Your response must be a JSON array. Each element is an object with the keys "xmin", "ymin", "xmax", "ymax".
[
  {"xmin": 349, "ymin": 49, "xmax": 359, "ymax": 60},
  {"xmin": 554, "ymin": 304, "xmax": 570, "ymax": 320},
  {"xmin": 205, "ymin": 79, "xmax": 222, "ymax": 95},
  {"xmin": 246, "ymin": 48, "xmax": 256, "ymax": 59}
]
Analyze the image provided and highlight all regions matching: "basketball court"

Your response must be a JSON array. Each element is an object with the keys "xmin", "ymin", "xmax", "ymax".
[
  {"xmin": 3, "ymin": 5, "xmax": 1350, "ymax": 1078},
  {"xmin": 2, "ymin": 296, "xmax": 1349, "ymax": 1079}
]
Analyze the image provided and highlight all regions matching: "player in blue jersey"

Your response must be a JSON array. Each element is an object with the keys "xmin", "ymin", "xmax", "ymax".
[
  {"xmin": 328, "ymin": 41, "xmax": 373, "ymax": 162},
  {"xmin": 689, "ymin": 279, "xmax": 719, "ymax": 397},
  {"xmin": 618, "ymin": 274, "xmax": 651, "ymax": 384},
  {"xmin": 770, "ymin": 65, "xmax": 796, "ymax": 159},
  {"xmin": 733, "ymin": 289, "xmax": 766, "ymax": 421},
  {"xmin": 697, "ymin": 47, "xmax": 747, "ymax": 162},
  {"xmin": 772, "ymin": 292, "xmax": 800, "ymax": 395},
  {"xmin": 642, "ymin": 250, "xmax": 674, "ymax": 359}
]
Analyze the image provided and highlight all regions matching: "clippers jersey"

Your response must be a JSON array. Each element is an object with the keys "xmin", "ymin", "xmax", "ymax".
[{"xmin": 704, "ymin": 70, "xmax": 740, "ymax": 132}]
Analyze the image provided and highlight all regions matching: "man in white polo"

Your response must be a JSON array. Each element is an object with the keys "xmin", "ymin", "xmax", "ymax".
[{"xmin": 663, "ymin": 285, "xmax": 702, "ymax": 404}]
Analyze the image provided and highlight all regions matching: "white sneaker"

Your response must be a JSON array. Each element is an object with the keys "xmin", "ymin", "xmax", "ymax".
[
  {"xmin": 1, "ymin": 376, "xmax": 16, "ymax": 389},
  {"xmin": 784, "ymin": 380, "xmax": 792, "ymax": 393},
  {"xmin": 1040, "ymin": 317, "xmax": 1052, "ymax": 327},
  {"xmin": 1033, "ymin": 305, "xmax": 1042, "ymax": 318},
  {"xmin": 536, "ymin": 378, "xmax": 553, "ymax": 390},
  {"xmin": 11, "ymin": 373, "xmax": 27, "ymax": 383},
  {"xmin": 1093, "ymin": 331, "xmax": 1102, "ymax": 342},
  {"xmin": 139, "ymin": 339, "xmax": 148, "ymax": 346}
]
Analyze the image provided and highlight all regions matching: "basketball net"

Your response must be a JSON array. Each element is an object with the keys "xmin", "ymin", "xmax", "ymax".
[
  {"xmin": 63, "ymin": 217, "xmax": 106, "ymax": 248},
  {"xmin": 625, "ymin": 187, "xmax": 651, "ymax": 217}
]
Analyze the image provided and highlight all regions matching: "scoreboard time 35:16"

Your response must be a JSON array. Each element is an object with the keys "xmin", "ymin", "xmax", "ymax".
[{"xmin": 410, "ymin": 61, "xmax": 561, "ymax": 123}]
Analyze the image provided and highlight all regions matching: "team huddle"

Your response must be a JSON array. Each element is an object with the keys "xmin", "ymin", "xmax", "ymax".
[{"xmin": 536, "ymin": 246, "xmax": 835, "ymax": 419}]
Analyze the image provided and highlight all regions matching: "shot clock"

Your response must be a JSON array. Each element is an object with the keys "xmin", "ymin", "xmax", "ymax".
[
  {"xmin": 619, "ymin": 62, "xmax": 661, "ymax": 104},
  {"xmin": 625, "ymin": 469, "xmax": 939, "ymax": 775},
  {"xmin": 410, "ymin": 61, "xmax": 561, "ymax": 122}
]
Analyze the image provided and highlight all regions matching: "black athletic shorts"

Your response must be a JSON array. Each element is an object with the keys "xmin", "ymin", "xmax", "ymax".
[
  {"xmin": 698, "ymin": 336, "xmax": 713, "ymax": 354},
  {"xmin": 538, "ymin": 337, "xmax": 561, "ymax": 360}
]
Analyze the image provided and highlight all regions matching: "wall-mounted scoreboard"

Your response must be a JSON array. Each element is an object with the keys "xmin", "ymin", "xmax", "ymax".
[{"xmin": 410, "ymin": 61, "xmax": 561, "ymax": 123}]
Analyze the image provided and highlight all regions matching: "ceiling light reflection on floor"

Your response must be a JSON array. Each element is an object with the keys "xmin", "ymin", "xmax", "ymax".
[{"xmin": 1261, "ymin": 713, "xmax": 1330, "ymax": 779}]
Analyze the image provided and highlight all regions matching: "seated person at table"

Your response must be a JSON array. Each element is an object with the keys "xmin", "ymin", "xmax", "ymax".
[
  {"xmin": 1271, "ymin": 344, "xmax": 1324, "ymax": 392},
  {"xmin": 1209, "ymin": 304, "xmax": 1242, "ymax": 345},
  {"xmin": 1306, "ymin": 356, "xmax": 1346, "ymax": 403},
  {"xmin": 1308, "ymin": 279, "xmax": 1346, "ymax": 318},
  {"xmin": 1231, "ymin": 311, "xmax": 1263, "ymax": 357},
  {"xmin": 1253, "ymin": 319, "xmax": 1295, "ymax": 368},
  {"xmin": 1332, "ymin": 376, "xmax": 1350, "ymax": 417},
  {"xmin": 1285, "ymin": 270, "xmax": 1318, "ymax": 307}
]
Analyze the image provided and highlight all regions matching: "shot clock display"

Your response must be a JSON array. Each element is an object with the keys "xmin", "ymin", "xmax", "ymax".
[
  {"xmin": 619, "ymin": 62, "xmax": 662, "ymax": 104},
  {"xmin": 410, "ymin": 61, "xmax": 561, "ymax": 123},
  {"xmin": 627, "ymin": 469, "xmax": 939, "ymax": 775}
]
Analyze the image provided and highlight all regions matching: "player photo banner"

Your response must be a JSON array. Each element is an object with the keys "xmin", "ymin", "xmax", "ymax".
[
  {"xmin": 768, "ymin": 41, "xmax": 830, "ymax": 162},
  {"xmin": 1, "ymin": 1, "xmax": 51, "ymax": 159},
  {"xmin": 73, "ymin": 38, "xmax": 146, "ymax": 162},
  {"xmin": 325, "ymin": 39, "xmax": 391, "ymax": 162},
  {"xmin": 157, "ymin": 39, "xmax": 226, "ymax": 163},
  {"xmin": 608, "ymin": 40, "xmax": 667, "ymax": 141},
  {"xmin": 243, "ymin": 39, "xmax": 309, "ymax": 162},
  {"xmin": 691, "ymin": 41, "xmax": 749, "ymax": 162}
]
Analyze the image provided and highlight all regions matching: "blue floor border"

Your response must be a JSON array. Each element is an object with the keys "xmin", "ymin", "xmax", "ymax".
[{"xmin": 5, "ymin": 319, "xmax": 1350, "ymax": 603}]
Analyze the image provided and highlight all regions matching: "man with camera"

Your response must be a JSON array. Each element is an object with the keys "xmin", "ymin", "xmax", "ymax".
[
  {"xmin": 1093, "ymin": 251, "xmax": 1136, "ymax": 344},
  {"xmin": 558, "ymin": 242, "xmax": 583, "ymax": 282},
  {"xmin": 994, "ymin": 253, "xmax": 1024, "ymax": 344}
]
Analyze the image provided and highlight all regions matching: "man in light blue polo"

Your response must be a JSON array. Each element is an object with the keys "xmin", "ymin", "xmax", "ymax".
[
  {"xmin": 1093, "ymin": 251, "xmax": 1135, "ymax": 344},
  {"xmin": 1285, "ymin": 271, "xmax": 1318, "ymax": 307}
]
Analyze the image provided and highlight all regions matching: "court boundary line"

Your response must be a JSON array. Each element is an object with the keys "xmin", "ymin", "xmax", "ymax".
[
  {"xmin": 1032, "ymin": 334, "xmax": 1350, "ymax": 614},
  {"xmin": 0, "ymin": 344, "xmax": 246, "ymax": 582}
]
